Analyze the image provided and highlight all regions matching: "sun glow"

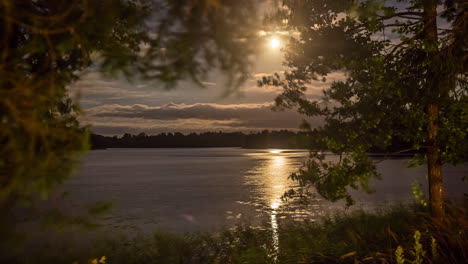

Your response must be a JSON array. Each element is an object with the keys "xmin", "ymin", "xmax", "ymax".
[
  {"xmin": 271, "ymin": 200, "xmax": 280, "ymax": 209},
  {"xmin": 269, "ymin": 37, "xmax": 280, "ymax": 49},
  {"xmin": 270, "ymin": 149, "xmax": 281, "ymax": 154}
]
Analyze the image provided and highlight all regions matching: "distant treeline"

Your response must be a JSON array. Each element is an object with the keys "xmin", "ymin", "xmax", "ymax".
[
  {"xmin": 90, "ymin": 130, "xmax": 314, "ymax": 149},
  {"xmin": 90, "ymin": 130, "xmax": 415, "ymax": 153}
]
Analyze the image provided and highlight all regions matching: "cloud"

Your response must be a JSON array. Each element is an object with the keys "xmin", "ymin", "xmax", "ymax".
[
  {"xmin": 84, "ymin": 102, "xmax": 323, "ymax": 135},
  {"xmin": 201, "ymin": 81, "xmax": 217, "ymax": 86},
  {"xmin": 87, "ymin": 103, "xmax": 297, "ymax": 124},
  {"xmin": 67, "ymin": 58, "xmax": 341, "ymax": 135},
  {"xmin": 88, "ymin": 103, "xmax": 273, "ymax": 120}
]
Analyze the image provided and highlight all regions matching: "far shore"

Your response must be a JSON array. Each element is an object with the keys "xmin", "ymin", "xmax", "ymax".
[{"xmin": 90, "ymin": 146, "xmax": 416, "ymax": 157}]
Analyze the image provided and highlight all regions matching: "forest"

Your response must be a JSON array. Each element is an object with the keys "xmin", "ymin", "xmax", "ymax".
[
  {"xmin": 90, "ymin": 130, "xmax": 417, "ymax": 153},
  {"xmin": 91, "ymin": 130, "xmax": 311, "ymax": 149}
]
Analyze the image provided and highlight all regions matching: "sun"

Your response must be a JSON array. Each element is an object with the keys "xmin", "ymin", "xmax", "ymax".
[{"xmin": 269, "ymin": 37, "xmax": 280, "ymax": 49}]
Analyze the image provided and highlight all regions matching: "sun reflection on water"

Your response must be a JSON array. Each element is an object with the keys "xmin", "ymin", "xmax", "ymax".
[
  {"xmin": 270, "ymin": 198, "xmax": 280, "ymax": 259},
  {"xmin": 241, "ymin": 149, "xmax": 311, "ymax": 257},
  {"xmin": 271, "ymin": 200, "xmax": 280, "ymax": 209},
  {"xmin": 253, "ymin": 151, "xmax": 291, "ymax": 257}
]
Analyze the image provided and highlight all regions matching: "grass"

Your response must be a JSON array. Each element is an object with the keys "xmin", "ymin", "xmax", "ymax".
[
  {"xmin": 2, "ymin": 204, "xmax": 467, "ymax": 264},
  {"xmin": 277, "ymin": 207, "xmax": 419, "ymax": 263}
]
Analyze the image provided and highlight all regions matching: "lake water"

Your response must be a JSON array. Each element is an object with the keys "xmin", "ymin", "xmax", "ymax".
[{"xmin": 66, "ymin": 148, "xmax": 467, "ymax": 234}]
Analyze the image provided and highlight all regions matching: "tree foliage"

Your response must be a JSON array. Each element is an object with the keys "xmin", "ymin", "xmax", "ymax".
[
  {"xmin": 0, "ymin": 0, "xmax": 260, "ymax": 229},
  {"xmin": 260, "ymin": 0, "xmax": 467, "ymax": 208}
]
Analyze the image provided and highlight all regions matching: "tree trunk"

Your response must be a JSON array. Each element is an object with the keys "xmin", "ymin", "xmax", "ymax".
[
  {"xmin": 427, "ymin": 104, "xmax": 444, "ymax": 218},
  {"xmin": 423, "ymin": 0, "xmax": 445, "ymax": 219}
]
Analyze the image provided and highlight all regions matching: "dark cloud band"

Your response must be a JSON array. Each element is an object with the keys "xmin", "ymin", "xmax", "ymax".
[{"xmin": 84, "ymin": 103, "xmax": 322, "ymax": 135}]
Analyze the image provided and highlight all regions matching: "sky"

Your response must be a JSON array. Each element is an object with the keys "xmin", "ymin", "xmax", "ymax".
[
  {"xmin": 70, "ymin": 38, "xmax": 342, "ymax": 136},
  {"xmin": 68, "ymin": 0, "xmax": 440, "ymax": 136},
  {"xmin": 66, "ymin": 0, "xmax": 453, "ymax": 136}
]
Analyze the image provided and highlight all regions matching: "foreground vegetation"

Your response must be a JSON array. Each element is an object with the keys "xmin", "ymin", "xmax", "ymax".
[{"xmin": 4, "ymin": 204, "xmax": 466, "ymax": 264}]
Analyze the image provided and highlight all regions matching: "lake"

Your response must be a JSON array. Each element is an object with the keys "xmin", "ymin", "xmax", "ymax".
[{"xmin": 65, "ymin": 148, "xmax": 467, "ymax": 234}]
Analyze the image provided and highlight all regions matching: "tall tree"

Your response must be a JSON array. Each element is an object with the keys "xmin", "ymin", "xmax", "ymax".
[
  {"xmin": 0, "ymin": 0, "xmax": 260, "ymax": 236},
  {"xmin": 260, "ymin": 0, "xmax": 467, "ymax": 218}
]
